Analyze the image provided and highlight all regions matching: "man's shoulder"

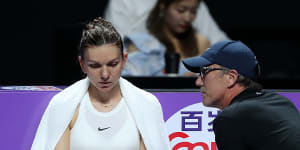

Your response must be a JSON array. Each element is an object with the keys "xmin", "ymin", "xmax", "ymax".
[
  {"xmin": 219, "ymin": 98, "xmax": 264, "ymax": 120},
  {"xmin": 219, "ymin": 90, "xmax": 291, "ymax": 119}
]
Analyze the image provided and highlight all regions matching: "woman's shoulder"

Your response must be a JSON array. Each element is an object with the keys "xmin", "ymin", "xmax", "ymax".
[
  {"xmin": 195, "ymin": 34, "xmax": 210, "ymax": 46},
  {"xmin": 121, "ymin": 78, "xmax": 161, "ymax": 107},
  {"xmin": 131, "ymin": 83, "xmax": 160, "ymax": 104},
  {"xmin": 195, "ymin": 33, "xmax": 210, "ymax": 54},
  {"xmin": 47, "ymin": 78, "xmax": 89, "ymax": 109}
]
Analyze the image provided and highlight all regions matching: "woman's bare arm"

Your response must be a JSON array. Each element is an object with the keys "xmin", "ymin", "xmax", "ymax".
[
  {"xmin": 139, "ymin": 134, "xmax": 146, "ymax": 150},
  {"xmin": 55, "ymin": 105, "xmax": 80, "ymax": 150},
  {"xmin": 54, "ymin": 126, "xmax": 71, "ymax": 150},
  {"xmin": 196, "ymin": 34, "xmax": 210, "ymax": 55}
]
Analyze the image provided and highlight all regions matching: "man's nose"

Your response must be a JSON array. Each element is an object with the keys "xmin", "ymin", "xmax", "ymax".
[{"xmin": 195, "ymin": 76, "xmax": 204, "ymax": 87}]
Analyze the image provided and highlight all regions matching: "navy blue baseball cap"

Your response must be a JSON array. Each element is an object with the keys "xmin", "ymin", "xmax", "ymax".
[{"xmin": 182, "ymin": 40, "xmax": 260, "ymax": 79}]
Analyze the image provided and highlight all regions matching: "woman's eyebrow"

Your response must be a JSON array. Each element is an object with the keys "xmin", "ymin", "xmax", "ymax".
[{"xmin": 87, "ymin": 57, "xmax": 120, "ymax": 64}]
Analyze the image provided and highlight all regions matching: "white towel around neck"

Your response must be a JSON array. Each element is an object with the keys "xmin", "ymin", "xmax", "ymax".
[{"xmin": 31, "ymin": 77, "xmax": 170, "ymax": 150}]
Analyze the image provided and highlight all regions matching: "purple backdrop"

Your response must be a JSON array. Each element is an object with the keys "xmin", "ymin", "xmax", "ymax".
[{"xmin": 0, "ymin": 90, "xmax": 299, "ymax": 150}]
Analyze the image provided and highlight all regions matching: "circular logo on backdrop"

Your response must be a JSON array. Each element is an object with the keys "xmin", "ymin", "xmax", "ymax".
[{"xmin": 166, "ymin": 102, "xmax": 221, "ymax": 150}]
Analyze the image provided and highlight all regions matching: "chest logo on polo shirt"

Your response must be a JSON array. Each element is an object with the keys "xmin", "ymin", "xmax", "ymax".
[
  {"xmin": 98, "ymin": 126, "xmax": 111, "ymax": 131},
  {"xmin": 256, "ymin": 92, "xmax": 262, "ymax": 95}
]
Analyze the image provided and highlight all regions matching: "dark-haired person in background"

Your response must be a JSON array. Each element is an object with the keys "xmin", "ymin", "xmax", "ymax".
[
  {"xmin": 105, "ymin": 0, "xmax": 229, "ymax": 44},
  {"xmin": 182, "ymin": 40, "xmax": 300, "ymax": 150},
  {"xmin": 31, "ymin": 17, "xmax": 170, "ymax": 150},
  {"xmin": 122, "ymin": 0, "xmax": 210, "ymax": 76}
]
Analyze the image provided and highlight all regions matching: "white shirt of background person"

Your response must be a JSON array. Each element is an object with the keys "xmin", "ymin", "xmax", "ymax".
[{"xmin": 104, "ymin": 0, "xmax": 230, "ymax": 44}]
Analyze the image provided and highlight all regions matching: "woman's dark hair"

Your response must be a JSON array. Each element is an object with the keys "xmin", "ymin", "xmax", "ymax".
[
  {"xmin": 78, "ymin": 17, "xmax": 123, "ymax": 60},
  {"xmin": 146, "ymin": 0, "xmax": 201, "ymax": 58}
]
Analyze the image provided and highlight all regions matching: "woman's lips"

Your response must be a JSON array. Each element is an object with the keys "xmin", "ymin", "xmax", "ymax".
[
  {"xmin": 100, "ymin": 82, "xmax": 110, "ymax": 84},
  {"xmin": 180, "ymin": 24, "xmax": 188, "ymax": 29},
  {"xmin": 99, "ymin": 82, "xmax": 111, "ymax": 87}
]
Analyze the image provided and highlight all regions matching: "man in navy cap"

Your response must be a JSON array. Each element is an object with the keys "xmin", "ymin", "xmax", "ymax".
[{"xmin": 183, "ymin": 40, "xmax": 300, "ymax": 150}]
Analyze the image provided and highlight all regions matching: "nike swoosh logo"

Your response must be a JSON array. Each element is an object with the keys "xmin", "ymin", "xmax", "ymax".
[{"xmin": 98, "ymin": 126, "xmax": 111, "ymax": 131}]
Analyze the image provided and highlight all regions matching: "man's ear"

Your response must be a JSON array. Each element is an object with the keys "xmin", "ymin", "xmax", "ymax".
[
  {"xmin": 227, "ymin": 69, "xmax": 239, "ymax": 88},
  {"xmin": 78, "ymin": 56, "xmax": 87, "ymax": 73}
]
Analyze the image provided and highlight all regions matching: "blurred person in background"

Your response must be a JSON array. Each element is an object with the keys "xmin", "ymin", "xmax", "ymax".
[
  {"xmin": 105, "ymin": 0, "xmax": 229, "ymax": 44},
  {"xmin": 121, "ymin": 0, "xmax": 211, "ymax": 76}
]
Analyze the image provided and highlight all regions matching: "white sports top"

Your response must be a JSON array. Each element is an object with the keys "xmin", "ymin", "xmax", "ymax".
[{"xmin": 70, "ymin": 92, "xmax": 140, "ymax": 150}]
